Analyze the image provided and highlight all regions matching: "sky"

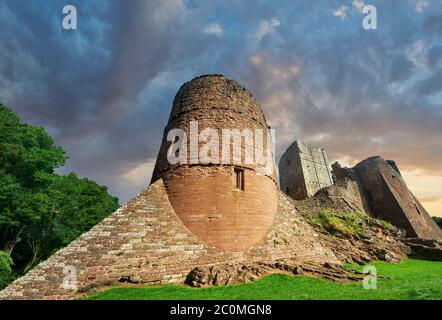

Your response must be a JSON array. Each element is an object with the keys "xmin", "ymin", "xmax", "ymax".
[{"xmin": 0, "ymin": 0, "xmax": 441, "ymax": 216}]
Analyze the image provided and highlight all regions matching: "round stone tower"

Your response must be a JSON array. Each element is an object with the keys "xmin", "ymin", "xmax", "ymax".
[{"xmin": 151, "ymin": 75, "xmax": 278, "ymax": 251}]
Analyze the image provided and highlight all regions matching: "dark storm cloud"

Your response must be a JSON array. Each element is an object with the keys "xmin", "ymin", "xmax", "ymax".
[
  {"xmin": 1, "ymin": 0, "xmax": 442, "ymax": 204},
  {"xmin": 0, "ymin": 1, "xmax": 123, "ymax": 130}
]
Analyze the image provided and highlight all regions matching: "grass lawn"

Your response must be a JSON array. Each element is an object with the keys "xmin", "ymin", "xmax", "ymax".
[{"xmin": 89, "ymin": 259, "xmax": 442, "ymax": 300}]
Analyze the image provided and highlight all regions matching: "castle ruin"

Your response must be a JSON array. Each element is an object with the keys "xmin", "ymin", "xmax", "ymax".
[
  {"xmin": 279, "ymin": 140, "xmax": 333, "ymax": 200},
  {"xmin": 150, "ymin": 75, "xmax": 277, "ymax": 251},
  {"xmin": 0, "ymin": 75, "xmax": 337, "ymax": 300},
  {"xmin": 0, "ymin": 74, "xmax": 440, "ymax": 300},
  {"xmin": 332, "ymin": 157, "xmax": 442, "ymax": 239}
]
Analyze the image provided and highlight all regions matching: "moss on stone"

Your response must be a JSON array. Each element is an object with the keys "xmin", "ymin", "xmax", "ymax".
[{"xmin": 307, "ymin": 210, "xmax": 365, "ymax": 238}]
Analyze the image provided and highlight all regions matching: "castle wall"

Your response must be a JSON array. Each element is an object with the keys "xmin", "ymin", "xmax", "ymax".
[
  {"xmin": 331, "ymin": 162, "xmax": 373, "ymax": 214},
  {"xmin": 151, "ymin": 75, "xmax": 278, "ymax": 251},
  {"xmin": 279, "ymin": 141, "xmax": 333, "ymax": 200},
  {"xmin": 152, "ymin": 75, "xmax": 274, "ymax": 183},
  {"xmin": 354, "ymin": 157, "xmax": 442, "ymax": 239},
  {"xmin": 0, "ymin": 180, "xmax": 337, "ymax": 300},
  {"xmin": 0, "ymin": 75, "xmax": 339, "ymax": 300},
  {"xmin": 164, "ymin": 166, "xmax": 277, "ymax": 251}
]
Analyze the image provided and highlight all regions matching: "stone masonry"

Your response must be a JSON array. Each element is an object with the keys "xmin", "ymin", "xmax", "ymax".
[
  {"xmin": 332, "ymin": 157, "xmax": 442, "ymax": 239},
  {"xmin": 0, "ymin": 75, "xmax": 337, "ymax": 299},
  {"xmin": 151, "ymin": 75, "xmax": 278, "ymax": 252},
  {"xmin": 2, "ymin": 74, "xmax": 440, "ymax": 300},
  {"xmin": 0, "ymin": 180, "xmax": 337, "ymax": 300},
  {"xmin": 279, "ymin": 140, "xmax": 333, "ymax": 200}
]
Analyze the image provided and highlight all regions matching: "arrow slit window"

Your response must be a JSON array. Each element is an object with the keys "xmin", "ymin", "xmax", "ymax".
[{"xmin": 234, "ymin": 168, "xmax": 244, "ymax": 191}]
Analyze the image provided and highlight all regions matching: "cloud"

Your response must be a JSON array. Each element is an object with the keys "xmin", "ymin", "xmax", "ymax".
[
  {"xmin": 1, "ymin": 0, "xmax": 442, "ymax": 214},
  {"xmin": 414, "ymin": 68, "xmax": 442, "ymax": 95},
  {"xmin": 402, "ymin": 170, "xmax": 442, "ymax": 216},
  {"xmin": 406, "ymin": 40, "xmax": 429, "ymax": 66},
  {"xmin": 121, "ymin": 160, "xmax": 156, "ymax": 190},
  {"xmin": 389, "ymin": 55, "xmax": 415, "ymax": 82},
  {"xmin": 203, "ymin": 23, "xmax": 223, "ymax": 35},
  {"xmin": 333, "ymin": 5, "xmax": 349, "ymax": 19},
  {"xmin": 427, "ymin": 45, "xmax": 442, "ymax": 67},
  {"xmin": 352, "ymin": 0, "xmax": 365, "ymax": 13},
  {"xmin": 255, "ymin": 18, "xmax": 280, "ymax": 40},
  {"xmin": 423, "ymin": 13, "xmax": 442, "ymax": 34},
  {"xmin": 414, "ymin": 0, "xmax": 429, "ymax": 12}
]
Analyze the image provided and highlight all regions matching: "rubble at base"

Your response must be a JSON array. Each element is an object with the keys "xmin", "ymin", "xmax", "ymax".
[
  {"xmin": 185, "ymin": 260, "xmax": 380, "ymax": 288},
  {"xmin": 404, "ymin": 238, "xmax": 442, "ymax": 261}
]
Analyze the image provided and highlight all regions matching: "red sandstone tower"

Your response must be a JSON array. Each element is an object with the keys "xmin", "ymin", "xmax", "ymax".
[{"xmin": 151, "ymin": 75, "xmax": 278, "ymax": 251}]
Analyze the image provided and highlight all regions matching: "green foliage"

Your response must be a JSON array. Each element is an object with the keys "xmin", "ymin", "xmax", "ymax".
[
  {"xmin": 0, "ymin": 251, "xmax": 14, "ymax": 289},
  {"xmin": 0, "ymin": 103, "xmax": 67, "ymax": 255},
  {"xmin": 308, "ymin": 210, "xmax": 365, "ymax": 238},
  {"xmin": 378, "ymin": 219, "xmax": 394, "ymax": 231},
  {"xmin": 16, "ymin": 173, "xmax": 119, "ymax": 271},
  {"xmin": 433, "ymin": 216, "xmax": 442, "ymax": 229},
  {"xmin": 88, "ymin": 259, "xmax": 442, "ymax": 300},
  {"xmin": 0, "ymin": 103, "xmax": 119, "ymax": 284}
]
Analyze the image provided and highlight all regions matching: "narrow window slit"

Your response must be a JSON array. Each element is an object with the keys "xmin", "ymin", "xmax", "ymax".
[{"xmin": 234, "ymin": 168, "xmax": 245, "ymax": 191}]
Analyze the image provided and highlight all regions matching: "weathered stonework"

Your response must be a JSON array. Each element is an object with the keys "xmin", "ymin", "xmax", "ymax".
[
  {"xmin": 293, "ymin": 185, "xmax": 410, "ymax": 264},
  {"xmin": 353, "ymin": 157, "xmax": 442, "ymax": 239},
  {"xmin": 333, "ymin": 157, "xmax": 442, "ymax": 239},
  {"xmin": 2, "ymin": 74, "xmax": 439, "ymax": 300},
  {"xmin": 0, "ymin": 75, "xmax": 336, "ymax": 300},
  {"xmin": 151, "ymin": 75, "xmax": 278, "ymax": 251},
  {"xmin": 279, "ymin": 140, "xmax": 333, "ymax": 200},
  {"xmin": 0, "ymin": 180, "xmax": 337, "ymax": 300},
  {"xmin": 331, "ymin": 162, "xmax": 373, "ymax": 214}
]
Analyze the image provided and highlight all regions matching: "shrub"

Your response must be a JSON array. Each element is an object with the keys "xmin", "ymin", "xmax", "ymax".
[{"xmin": 0, "ymin": 251, "xmax": 14, "ymax": 289}]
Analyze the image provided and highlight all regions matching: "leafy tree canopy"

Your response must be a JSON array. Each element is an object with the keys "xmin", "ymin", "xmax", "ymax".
[
  {"xmin": 0, "ymin": 251, "xmax": 13, "ymax": 289},
  {"xmin": 0, "ymin": 103, "xmax": 119, "ymax": 287}
]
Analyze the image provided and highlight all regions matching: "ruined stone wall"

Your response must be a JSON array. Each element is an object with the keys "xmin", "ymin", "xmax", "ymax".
[
  {"xmin": 279, "ymin": 140, "xmax": 333, "ymax": 200},
  {"xmin": 279, "ymin": 143, "xmax": 304, "ymax": 199},
  {"xmin": 0, "ymin": 74, "xmax": 336, "ymax": 300},
  {"xmin": 0, "ymin": 180, "xmax": 337, "ymax": 300},
  {"xmin": 331, "ymin": 162, "xmax": 373, "ymax": 214},
  {"xmin": 354, "ymin": 157, "xmax": 442, "ymax": 239},
  {"xmin": 151, "ymin": 75, "xmax": 278, "ymax": 251}
]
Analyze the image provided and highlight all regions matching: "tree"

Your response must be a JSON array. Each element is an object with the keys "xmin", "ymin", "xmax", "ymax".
[
  {"xmin": 0, "ymin": 251, "xmax": 13, "ymax": 289},
  {"xmin": 19, "ymin": 173, "xmax": 119, "ymax": 271},
  {"xmin": 433, "ymin": 216, "xmax": 442, "ymax": 230},
  {"xmin": 0, "ymin": 103, "xmax": 119, "ymax": 281},
  {"xmin": 0, "ymin": 104, "xmax": 67, "ymax": 256}
]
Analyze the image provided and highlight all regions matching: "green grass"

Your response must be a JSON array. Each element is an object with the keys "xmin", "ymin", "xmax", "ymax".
[{"xmin": 88, "ymin": 259, "xmax": 442, "ymax": 300}]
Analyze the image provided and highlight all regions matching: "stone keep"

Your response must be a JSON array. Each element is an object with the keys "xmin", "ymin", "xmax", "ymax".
[
  {"xmin": 279, "ymin": 140, "xmax": 333, "ymax": 200},
  {"xmin": 151, "ymin": 75, "xmax": 278, "ymax": 251}
]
